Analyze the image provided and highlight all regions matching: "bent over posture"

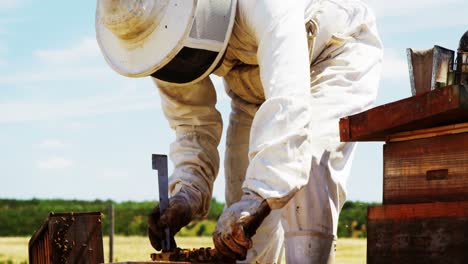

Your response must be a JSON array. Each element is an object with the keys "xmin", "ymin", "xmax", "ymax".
[{"xmin": 96, "ymin": 0, "xmax": 382, "ymax": 262}]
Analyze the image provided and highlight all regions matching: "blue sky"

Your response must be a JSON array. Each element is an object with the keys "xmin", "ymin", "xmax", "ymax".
[{"xmin": 0, "ymin": 0, "xmax": 467, "ymax": 203}]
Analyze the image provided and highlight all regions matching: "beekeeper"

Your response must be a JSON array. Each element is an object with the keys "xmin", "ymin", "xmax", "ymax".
[{"xmin": 96, "ymin": 0, "xmax": 382, "ymax": 262}]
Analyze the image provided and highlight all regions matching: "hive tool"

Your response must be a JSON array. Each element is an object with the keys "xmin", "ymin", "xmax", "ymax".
[{"xmin": 152, "ymin": 154, "xmax": 173, "ymax": 251}]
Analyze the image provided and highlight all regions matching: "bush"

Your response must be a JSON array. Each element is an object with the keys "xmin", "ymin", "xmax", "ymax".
[
  {"xmin": 0, "ymin": 198, "xmax": 377, "ymax": 238},
  {"xmin": 178, "ymin": 220, "xmax": 216, "ymax": 237},
  {"xmin": 337, "ymin": 201, "xmax": 379, "ymax": 238}
]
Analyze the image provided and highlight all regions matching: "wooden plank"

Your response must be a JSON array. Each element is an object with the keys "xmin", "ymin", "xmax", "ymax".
[
  {"xmin": 367, "ymin": 202, "xmax": 468, "ymax": 264},
  {"xmin": 383, "ymin": 133, "xmax": 468, "ymax": 204},
  {"xmin": 339, "ymin": 85, "xmax": 468, "ymax": 142},
  {"xmin": 387, "ymin": 122, "xmax": 468, "ymax": 142},
  {"xmin": 368, "ymin": 201, "xmax": 468, "ymax": 220}
]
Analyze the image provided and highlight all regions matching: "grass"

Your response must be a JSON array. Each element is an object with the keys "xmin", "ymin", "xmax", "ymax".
[
  {"xmin": 0, "ymin": 237, "xmax": 28, "ymax": 264},
  {"xmin": 102, "ymin": 236, "xmax": 214, "ymax": 262},
  {"xmin": 0, "ymin": 236, "xmax": 365, "ymax": 263},
  {"xmin": 335, "ymin": 238, "xmax": 366, "ymax": 264}
]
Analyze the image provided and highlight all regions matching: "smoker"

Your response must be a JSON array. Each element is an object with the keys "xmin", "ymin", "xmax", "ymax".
[
  {"xmin": 407, "ymin": 31, "xmax": 468, "ymax": 95},
  {"xmin": 453, "ymin": 31, "xmax": 468, "ymax": 85}
]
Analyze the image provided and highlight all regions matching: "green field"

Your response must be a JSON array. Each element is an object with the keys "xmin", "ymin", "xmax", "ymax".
[{"xmin": 0, "ymin": 236, "xmax": 366, "ymax": 263}]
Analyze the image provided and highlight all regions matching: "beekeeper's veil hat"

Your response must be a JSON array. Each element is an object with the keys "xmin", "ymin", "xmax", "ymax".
[{"xmin": 96, "ymin": 0, "xmax": 236, "ymax": 84}]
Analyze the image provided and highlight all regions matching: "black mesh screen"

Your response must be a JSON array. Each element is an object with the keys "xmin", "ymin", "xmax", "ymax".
[{"xmin": 151, "ymin": 47, "xmax": 218, "ymax": 84}]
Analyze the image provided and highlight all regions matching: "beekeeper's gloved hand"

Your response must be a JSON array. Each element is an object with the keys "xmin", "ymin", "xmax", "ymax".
[
  {"xmin": 148, "ymin": 187, "xmax": 200, "ymax": 251},
  {"xmin": 213, "ymin": 191, "xmax": 272, "ymax": 260}
]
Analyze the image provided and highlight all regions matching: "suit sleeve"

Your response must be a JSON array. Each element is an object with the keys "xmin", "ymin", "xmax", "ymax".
[
  {"xmin": 240, "ymin": 0, "xmax": 313, "ymax": 208},
  {"xmin": 153, "ymin": 77, "xmax": 222, "ymax": 216}
]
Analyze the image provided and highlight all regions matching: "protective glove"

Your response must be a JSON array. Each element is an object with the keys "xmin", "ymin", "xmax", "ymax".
[
  {"xmin": 148, "ymin": 187, "xmax": 200, "ymax": 251},
  {"xmin": 213, "ymin": 191, "xmax": 271, "ymax": 260}
]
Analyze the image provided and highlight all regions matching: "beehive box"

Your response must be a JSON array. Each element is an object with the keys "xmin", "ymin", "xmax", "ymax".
[
  {"xmin": 383, "ymin": 131, "xmax": 468, "ymax": 204},
  {"xmin": 339, "ymin": 84, "xmax": 468, "ymax": 263},
  {"xmin": 29, "ymin": 212, "xmax": 104, "ymax": 264},
  {"xmin": 367, "ymin": 201, "xmax": 468, "ymax": 264}
]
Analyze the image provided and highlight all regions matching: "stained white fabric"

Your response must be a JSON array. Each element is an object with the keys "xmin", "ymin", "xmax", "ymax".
[
  {"xmin": 154, "ymin": 77, "xmax": 222, "ymax": 216},
  {"xmin": 284, "ymin": 235, "xmax": 335, "ymax": 264},
  {"xmin": 154, "ymin": 0, "xmax": 383, "ymax": 262}
]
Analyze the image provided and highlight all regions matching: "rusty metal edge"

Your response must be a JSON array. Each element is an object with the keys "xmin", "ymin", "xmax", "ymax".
[
  {"xmin": 431, "ymin": 45, "xmax": 455, "ymax": 90},
  {"xmin": 407, "ymin": 48, "xmax": 417, "ymax": 96}
]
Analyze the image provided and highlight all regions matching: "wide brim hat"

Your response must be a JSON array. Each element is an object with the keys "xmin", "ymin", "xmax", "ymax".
[{"xmin": 96, "ymin": 0, "xmax": 237, "ymax": 85}]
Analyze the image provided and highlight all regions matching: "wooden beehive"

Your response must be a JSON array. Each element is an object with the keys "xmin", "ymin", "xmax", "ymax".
[
  {"xmin": 383, "ymin": 130, "xmax": 468, "ymax": 204},
  {"xmin": 339, "ymin": 84, "xmax": 468, "ymax": 263},
  {"xmin": 29, "ymin": 212, "xmax": 104, "ymax": 264},
  {"xmin": 367, "ymin": 202, "xmax": 468, "ymax": 264}
]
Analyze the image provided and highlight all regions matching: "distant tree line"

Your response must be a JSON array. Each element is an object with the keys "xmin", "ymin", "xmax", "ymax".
[{"xmin": 0, "ymin": 199, "xmax": 377, "ymax": 238}]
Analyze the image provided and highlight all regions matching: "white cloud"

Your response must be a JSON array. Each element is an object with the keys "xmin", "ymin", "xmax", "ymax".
[
  {"xmin": 0, "ymin": 85, "xmax": 160, "ymax": 123},
  {"xmin": 34, "ymin": 37, "xmax": 101, "ymax": 65},
  {"xmin": 365, "ymin": 0, "xmax": 460, "ymax": 17},
  {"xmin": 0, "ymin": 65, "xmax": 111, "ymax": 84},
  {"xmin": 364, "ymin": 0, "xmax": 468, "ymax": 32},
  {"xmin": 97, "ymin": 169, "xmax": 130, "ymax": 180},
  {"xmin": 0, "ymin": 36, "xmax": 111, "ymax": 84},
  {"xmin": 381, "ymin": 48, "xmax": 409, "ymax": 81},
  {"xmin": 0, "ymin": 35, "xmax": 162, "ymax": 123},
  {"xmin": 38, "ymin": 139, "xmax": 67, "ymax": 149},
  {"xmin": 63, "ymin": 122, "xmax": 88, "ymax": 131},
  {"xmin": 36, "ymin": 157, "xmax": 74, "ymax": 170},
  {"xmin": 0, "ymin": 0, "xmax": 27, "ymax": 10}
]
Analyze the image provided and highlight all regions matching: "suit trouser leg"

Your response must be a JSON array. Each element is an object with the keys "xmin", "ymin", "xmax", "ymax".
[
  {"xmin": 282, "ymin": 1, "xmax": 382, "ymax": 261},
  {"xmin": 224, "ymin": 95, "xmax": 284, "ymax": 264}
]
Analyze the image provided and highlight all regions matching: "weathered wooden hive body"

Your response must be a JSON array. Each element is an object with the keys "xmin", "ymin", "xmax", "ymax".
[
  {"xmin": 29, "ymin": 212, "xmax": 104, "ymax": 264},
  {"xmin": 340, "ymin": 85, "xmax": 468, "ymax": 264}
]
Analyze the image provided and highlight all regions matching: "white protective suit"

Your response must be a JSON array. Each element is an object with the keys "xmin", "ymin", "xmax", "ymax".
[{"xmin": 154, "ymin": 0, "xmax": 382, "ymax": 263}]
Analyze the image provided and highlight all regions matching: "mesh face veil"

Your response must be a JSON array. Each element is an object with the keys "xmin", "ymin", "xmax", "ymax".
[{"xmin": 96, "ymin": 0, "xmax": 237, "ymax": 85}]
